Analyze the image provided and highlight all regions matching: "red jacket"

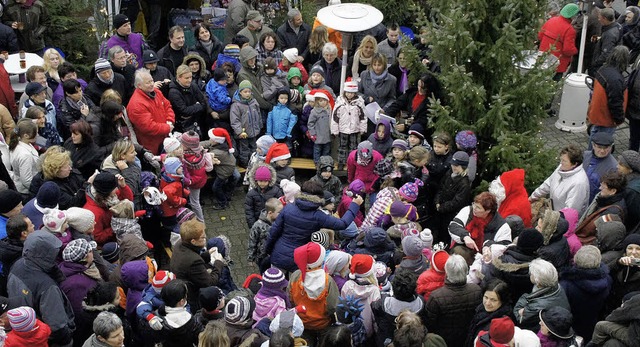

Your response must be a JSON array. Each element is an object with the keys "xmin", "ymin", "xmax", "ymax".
[
  {"xmin": 278, "ymin": 61, "xmax": 309, "ymax": 85},
  {"xmin": 416, "ymin": 267, "xmax": 446, "ymax": 301},
  {"xmin": 538, "ymin": 16, "xmax": 578, "ymax": 73},
  {"xmin": 587, "ymin": 65, "xmax": 628, "ymax": 127},
  {"xmin": 127, "ymin": 88, "xmax": 176, "ymax": 154},
  {"xmin": 5, "ymin": 319, "xmax": 51, "ymax": 347},
  {"xmin": 0, "ymin": 63, "xmax": 17, "ymax": 119},
  {"xmin": 83, "ymin": 185, "xmax": 134, "ymax": 246},
  {"xmin": 160, "ymin": 174, "xmax": 189, "ymax": 217}
]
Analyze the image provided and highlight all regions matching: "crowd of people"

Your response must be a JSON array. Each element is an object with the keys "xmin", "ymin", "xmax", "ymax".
[{"xmin": 0, "ymin": 0, "xmax": 637, "ymax": 346}]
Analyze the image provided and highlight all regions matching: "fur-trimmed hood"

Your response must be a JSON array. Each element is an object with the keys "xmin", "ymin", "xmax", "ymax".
[
  {"xmin": 82, "ymin": 301, "xmax": 118, "ymax": 313},
  {"xmin": 538, "ymin": 209, "xmax": 568, "ymax": 245},
  {"xmin": 492, "ymin": 255, "xmax": 532, "ymax": 273},
  {"xmin": 293, "ymin": 192, "xmax": 325, "ymax": 211},
  {"xmin": 183, "ymin": 53, "xmax": 208, "ymax": 79},
  {"xmin": 248, "ymin": 163, "xmax": 277, "ymax": 189}
]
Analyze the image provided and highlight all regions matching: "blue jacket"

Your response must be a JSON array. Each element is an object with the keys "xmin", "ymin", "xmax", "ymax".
[
  {"xmin": 266, "ymin": 192, "xmax": 359, "ymax": 272},
  {"xmin": 136, "ymin": 285, "xmax": 166, "ymax": 320},
  {"xmin": 0, "ymin": 215, "xmax": 7, "ymax": 274},
  {"xmin": 205, "ymin": 79, "xmax": 232, "ymax": 112},
  {"xmin": 267, "ymin": 103, "xmax": 297, "ymax": 140},
  {"xmin": 583, "ymin": 151, "xmax": 618, "ymax": 203},
  {"xmin": 215, "ymin": 53, "xmax": 241, "ymax": 73}
]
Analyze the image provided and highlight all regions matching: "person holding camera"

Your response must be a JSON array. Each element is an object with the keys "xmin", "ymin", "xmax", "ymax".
[{"xmin": 611, "ymin": 234, "xmax": 640, "ymax": 308}]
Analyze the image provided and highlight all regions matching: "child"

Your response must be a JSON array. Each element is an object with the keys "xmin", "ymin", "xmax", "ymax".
[
  {"xmin": 346, "ymin": 141, "xmax": 383, "ymax": 195},
  {"xmin": 341, "ymin": 254, "xmax": 380, "ymax": 340},
  {"xmin": 279, "ymin": 48, "xmax": 308, "ymax": 85},
  {"xmin": 245, "ymin": 163, "xmax": 282, "ymax": 227},
  {"xmin": 324, "ymin": 250, "xmax": 352, "ymax": 292},
  {"xmin": 253, "ymin": 267, "xmax": 290, "ymax": 325},
  {"xmin": 230, "ymin": 80, "xmax": 262, "ymax": 168},
  {"xmin": 455, "ymin": 130, "xmax": 478, "ymax": 183},
  {"xmin": 338, "ymin": 179, "xmax": 366, "ymax": 227},
  {"xmin": 150, "ymin": 280, "xmax": 202, "ymax": 347},
  {"xmin": 425, "ymin": 131, "xmax": 453, "ymax": 217},
  {"xmin": 42, "ymin": 208, "xmax": 72, "ymax": 247},
  {"xmin": 389, "ymin": 139, "xmax": 409, "ymax": 167},
  {"xmin": 110, "ymin": 199, "xmax": 144, "ymax": 241},
  {"xmin": 367, "ymin": 119, "xmax": 393, "ymax": 156},
  {"xmin": 261, "ymin": 57, "xmax": 289, "ymax": 105},
  {"xmin": 288, "ymin": 242, "xmax": 339, "ymax": 336},
  {"xmin": 288, "ymin": 67, "xmax": 305, "ymax": 114},
  {"xmin": 309, "ymin": 155, "xmax": 342, "ymax": 201},
  {"xmin": 161, "ymin": 135, "xmax": 184, "ymax": 161},
  {"xmin": 207, "ymin": 128, "xmax": 241, "ymax": 210},
  {"xmin": 160, "ymin": 157, "xmax": 189, "ymax": 235},
  {"xmin": 137, "ymin": 270, "xmax": 177, "ymax": 330},
  {"xmin": 247, "ymin": 198, "xmax": 283, "ymax": 270},
  {"xmin": 304, "ymin": 65, "xmax": 336, "ymax": 98},
  {"xmin": 407, "ymin": 123, "xmax": 432, "ymax": 150},
  {"xmin": 332, "ymin": 80, "xmax": 366, "ymax": 170},
  {"xmin": 279, "ymin": 179, "xmax": 301, "ymax": 206},
  {"xmin": 266, "ymin": 142, "xmax": 295, "ymax": 185},
  {"xmin": 408, "ymin": 147, "xmax": 430, "ymax": 219},
  {"xmin": 335, "ymin": 295, "xmax": 367, "ymax": 347},
  {"xmin": 243, "ymin": 134, "xmax": 275, "ymax": 186},
  {"xmin": 266, "ymin": 88, "xmax": 297, "ymax": 148},
  {"xmin": 213, "ymin": 43, "xmax": 242, "ymax": 72},
  {"xmin": 416, "ymin": 249, "xmax": 450, "ymax": 300},
  {"xmin": 298, "ymin": 93, "xmax": 316, "ymax": 158},
  {"xmin": 399, "ymin": 235, "xmax": 428, "ymax": 274},
  {"xmin": 307, "ymin": 89, "xmax": 333, "ymax": 163},
  {"xmin": 347, "ymin": 227, "xmax": 396, "ymax": 269},
  {"xmin": 224, "ymin": 296, "xmax": 268, "ymax": 346},
  {"xmin": 180, "ymin": 131, "xmax": 215, "ymax": 222},
  {"xmin": 5, "ymin": 307, "xmax": 51, "ymax": 346},
  {"xmin": 205, "ymin": 68, "xmax": 232, "ymax": 130},
  {"xmin": 194, "ymin": 286, "xmax": 225, "ymax": 326},
  {"xmin": 387, "ymin": 201, "xmax": 422, "ymax": 243},
  {"xmin": 433, "ymin": 151, "xmax": 471, "ymax": 245},
  {"xmin": 206, "ymin": 236, "xmax": 238, "ymax": 294},
  {"xmin": 322, "ymin": 191, "xmax": 336, "ymax": 214}
]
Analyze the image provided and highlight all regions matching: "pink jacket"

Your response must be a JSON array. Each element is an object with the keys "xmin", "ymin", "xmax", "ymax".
[
  {"xmin": 346, "ymin": 149, "xmax": 383, "ymax": 193},
  {"xmin": 560, "ymin": 207, "xmax": 582, "ymax": 258}
]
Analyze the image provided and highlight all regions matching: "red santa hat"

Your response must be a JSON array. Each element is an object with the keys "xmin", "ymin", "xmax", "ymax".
[
  {"xmin": 208, "ymin": 128, "xmax": 235, "ymax": 154},
  {"xmin": 294, "ymin": 242, "xmax": 326, "ymax": 281},
  {"xmin": 349, "ymin": 254, "xmax": 375, "ymax": 279},
  {"xmin": 310, "ymin": 89, "xmax": 335, "ymax": 110},
  {"xmin": 431, "ymin": 249, "xmax": 449, "ymax": 273},
  {"xmin": 265, "ymin": 143, "xmax": 291, "ymax": 164}
]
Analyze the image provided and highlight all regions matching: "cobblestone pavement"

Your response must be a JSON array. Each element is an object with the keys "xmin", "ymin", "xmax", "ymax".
[{"xmin": 202, "ymin": 114, "xmax": 633, "ymax": 283}]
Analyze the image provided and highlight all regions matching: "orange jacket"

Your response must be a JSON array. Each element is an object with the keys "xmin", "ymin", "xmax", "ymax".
[
  {"xmin": 313, "ymin": 18, "xmax": 343, "ymax": 58},
  {"xmin": 587, "ymin": 66, "xmax": 627, "ymax": 127}
]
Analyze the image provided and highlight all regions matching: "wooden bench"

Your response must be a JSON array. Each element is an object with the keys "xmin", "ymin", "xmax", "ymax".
[{"xmin": 235, "ymin": 158, "xmax": 324, "ymax": 173}]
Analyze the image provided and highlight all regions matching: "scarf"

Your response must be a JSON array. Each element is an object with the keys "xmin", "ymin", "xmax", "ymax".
[
  {"xmin": 164, "ymin": 306, "xmax": 192, "ymax": 328},
  {"xmin": 64, "ymin": 96, "xmax": 87, "ymax": 111},
  {"xmin": 97, "ymin": 73, "xmax": 114, "ymax": 85},
  {"xmin": 357, "ymin": 151, "xmax": 372, "ymax": 167},
  {"xmin": 84, "ymin": 263, "xmax": 103, "ymax": 281},
  {"xmin": 398, "ymin": 66, "xmax": 409, "ymax": 93},
  {"xmin": 411, "ymin": 93, "xmax": 426, "ymax": 113},
  {"xmin": 465, "ymin": 213, "xmax": 492, "ymax": 251},
  {"xmin": 351, "ymin": 50, "xmax": 373, "ymax": 79},
  {"xmin": 145, "ymin": 90, "xmax": 156, "ymax": 99},
  {"xmin": 89, "ymin": 186, "xmax": 120, "ymax": 208},
  {"xmin": 370, "ymin": 69, "xmax": 388, "ymax": 86},
  {"xmin": 200, "ymin": 39, "xmax": 214, "ymax": 55},
  {"xmin": 304, "ymin": 269, "xmax": 327, "ymax": 299},
  {"xmin": 183, "ymin": 149, "xmax": 206, "ymax": 170}
]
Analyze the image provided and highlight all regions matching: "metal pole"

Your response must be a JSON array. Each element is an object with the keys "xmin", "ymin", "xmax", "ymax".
[
  {"xmin": 340, "ymin": 32, "xmax": 353, "ymax": 95},
  {"xmin": 576, "ymin": 0, "xmax": 593, "ymax": 74}
]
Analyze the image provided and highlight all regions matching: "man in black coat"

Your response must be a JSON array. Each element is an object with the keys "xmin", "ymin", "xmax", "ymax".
[
  {"xmin": 276, "ymin": 9, "xmax": 311, "ymax": 60},
  {"xmin": 85, "ymin": 58, "xmax": 128, "ymax": 106}
]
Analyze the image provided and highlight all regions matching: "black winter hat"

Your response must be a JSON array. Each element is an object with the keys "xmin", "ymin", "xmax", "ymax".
[
  {"xmin": 113, "ymin": 14, "xmax": 130, "ymax": 30},
  {"xmin": 213, "ymin": 68, "xmax": 227, "ymax": 82},
  {"xmin": 142, "ymin": 50, "xmax": 159, "ymax": 64},
  {"xmin": 622, "ymin": 234, "xmax": 640, "ymax": 251},
  {"xmin": 36, "ymin": 182, "xmax": 60, "ymax": 209},
  {"xmin": 200, "ymin": 286, "xmax": 225, "ymax": 311},
  {"xmin": 516, "ymin": 228, "xmax": 544, "ymax": 255},
  {"xmin": 540, "ymin": 307, "xmax": 574, "ymax": 339},
  {"xmin": 0, "ymin": 189, "xmax": 23, "ymax": 214},
  {"xmin": 92, "ymin": 172, "xmax": 118, "ymax": 196}
]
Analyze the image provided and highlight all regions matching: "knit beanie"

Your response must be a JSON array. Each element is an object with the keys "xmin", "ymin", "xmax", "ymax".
[
  {"xmin": 574, "ymin": 245, "xmax": 601, "ymax": 269},
  {"xmin": 262, "ymin": 267, "xmax": 288, "ymax": 290},
  {"xmin": 238, "ymin": 80, "xmax": 252, "ymax": 91},
  {"xmin": 94, "ymin": 58, "xmax": 111, "ymax": 74},
  {"xmin": 389, "ymin": 200, "xmax": 410, "ymax": 218},
  {"xmin": 223, "ymin": 44, "xmax": 240, "ymax": 58},
  {"xmin": 35, "ymin": 182, "xmax": 60, "ymax": 209},
  {"xmin": 163, "ymin": 157, "xmax": 183, "ymax": 175},
  {"xmin": 280, "ymin": 179, "xmax": 301, "ymax": 202},
  {"xmin": 65, "ymin": 207, "xmax": 95, "ymax": 233},
  {"xmin": 516, "ymin": 228, "xmax": 544, "ymax": 255},
  {"xmin": 282, "ymin": 48, "xmax": 299, "ymax": 63},
  {"xmin": 225, "ymin": 295, "xmax": 256, "ymax": 325},
  {"xmin": 311, "ymin": 230, "xmax": 330, "ymax": 249},
  {"xmin": 256, "ymin": 135, "xmax": 276, "ymax": 155},
  {"xmin": 208, "ymin": 128, "xmax": 235, "ymax": 153},
  {"xmin": 374, "ymin": 158, "xmax": 394, "ymax": 177},
  {"xmin": 293, "ymin": 242, "xmax": 326, "ymax": 280},
  {"xmin": 309, "ymin": 65, "xmax": 325, "ymax": 79},
  {"xmin": 349, "ymin": 254, "xmax": 375, "ymax": 279},
  {"xmin": 93, "ymin": 172, "xmax": 118, "ymax": 196},
  {"xmin": 113, "ymin": 14, "xmax": 130, "ymax": 29},
  {"xmin": 451, "ymin": 151, "xmax": 470, "ymax": 167},
  {"xmin": 431, "ymin": 250, "xmax": 449, "ymax": 273},
  {"xmin": 398, "ymin": 179, "xmax": 424, "ymax": 202},
  {"xmin": 0, "ymin": 189, "xmax": 23, "ymax": 214},
  {"xmin": 200, "ymin": 286, "xmax": 225, "ymax": 311},
  {"xmin": 402, "ymin": 235, "xmax": 424, "ymax": 257},
  {"xmin": 7, "ymin": 307, "xmax": 36, "ymax": 332},
  {"xmin": 391, "ymin": 139, "xmax": 408, "ymax": 151},
  {"xmin": 420, "ymin": 228, "xmax": 433, "ymax": 248},
  {"xmin": 618, "ymin": 150, "xmax": 640, "ymax": 173},
  {"xmin": 489, "ymin": 317, "xmax": 515, "ymax": 344},
  {"xmin": 43, "ymin": 208, "xmax": 67, "ymax": 233},
  {"xmin": 180, "ymin": 131, "xmax": 201, "ymax": 150},
  {"xmin": 254, "ymin": 166, "xmax": 272, "ymax": 181},
  {"xmin": 347, "ymin": 179, "xmax": 366, "ymax": 197},
  {"xmin": 163, "ymin": 136, "xmax": 181, "ymax": 153},
  {"xmin": 401, "ymin": 228, "xmax": 420, "ymax": 239},
  {"xmin": 176, "ymin": 207, "xmax": 196, "ymax": 224},
  {"xmin": 62, "ymin": 238, "xmax": 92, "ymax": 263},
  {"xmin": 357, "ymin": 141, "xmax": 373, "ymax": 161},
  {"xmin": 101, "ymin": 242, "xmax": 120, "ymax": 263},
  {"xmin": 622, "ymin": 234, "xmax": 640, "ymax": 251},
  {"xmin": 343, "ymin": 80, "xmax": 358, "ymax": 93},
  {"xmin": 266, "ymin": 143, "xmax": 291, "ymax": 163},
  {"xmin": 270, "ymin": 310, "xmax": 304, "ymax": 337},
  {"xmin": 152, "ymin": 270, "xmax": 176, "ymax": 293},
  {"xmin": 408, "ymin": 123, "xmax": 425, "ymax": 140},
  {"xmin": 455, "ymin": 130, "xmax": 477, "ymax": 149}
]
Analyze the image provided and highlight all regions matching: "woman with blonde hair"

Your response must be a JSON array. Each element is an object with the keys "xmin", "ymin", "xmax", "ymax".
[
  {"xmin": 9, "ymin": 119, "xmax": 39, "ymax": 197},
  {"xmin": 358, "ymin": 52, "xmax": 397, "ymax": 109},
  {"xmin": 305, "ymin": 25, "xmax": 329, "ymax": 69},
  {"xmin": 43, "ymin": 48, "xmax": 65, "ymax": 91},
  {"xmin": 198, "ymin": 320, "xmax": 230, "ymax": 347},
  {"xmin": 351, "ymin": 35, "xmax": 378, "ymax": 80},
  {"xmin": 28, "ymin": 145, "xmax": 91, "ymax": 209},
  {"xmin": 101, "ymin": 139, "xmax": 143, "ymax": 209}
]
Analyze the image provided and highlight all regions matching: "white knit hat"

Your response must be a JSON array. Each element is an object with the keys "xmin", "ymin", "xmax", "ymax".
[{"xmin": 65, "ymin": 207, "xmax": 95, "ymax": 233}]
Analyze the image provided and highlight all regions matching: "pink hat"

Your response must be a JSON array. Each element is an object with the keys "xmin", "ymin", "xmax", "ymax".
[
  {"xmin": 254, "ymin": 166, "xmax": 272, "ymax": 181},
  {"xmin": 398, "ymin": 179, "xmax": 424, "ymax": 202},
  {"xmin": 8, "ymin": 307, "xmax": 36, "ymax": 332}
]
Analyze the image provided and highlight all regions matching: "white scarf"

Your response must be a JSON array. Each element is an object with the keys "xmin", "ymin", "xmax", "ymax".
[
  {"xmin": 164, "ymin": 306, "xmax": 192, "ymax": 328},
  {"xmin": 304, "ymin": 269, "xmax": 326, "ymax": 299},
  {"xmin": 351, "ymin": 49, "xmax": 374, "ymax": 80}
]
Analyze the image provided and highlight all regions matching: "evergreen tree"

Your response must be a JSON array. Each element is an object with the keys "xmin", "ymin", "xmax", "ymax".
[{"xmin": 414, "ymin": 0, "xmax": 559, "ymax": 190}]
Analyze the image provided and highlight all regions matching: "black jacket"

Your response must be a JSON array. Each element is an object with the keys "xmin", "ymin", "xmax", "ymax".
[
  {"xmin": 193, "ymin": 38, "xmax": 224, "ymax": 73},
  {"xmin": 166, "ymin": 80, "xmax": 207, "ymax": 132},
  {"xmin": 156, "ymin": 43, "xmax": 187, "ymax": 74},
  {"xmin": 0, "ymin": 237, "xmax": 23, "ymax": 278},
  {"xmin": 85, "ymin": 74, "xmax": 129, "ymax": 106},
  {"xmin": 0, "ymin": 23, "xmax": 18, "ymax": 53},
  {"xmin": 63, "ymin": 138, "xmax": 102, "ymax": 180},
  {"xmin": 482, "ymin": 246, "xmax": 536, "ymax": 301},
  {"xmin": 384, "ymin": 87, "xmax": 432, "ymax": 134},
  {"xmin": 149, "ymin": 65, "xmax": 174, "ymax": 96},
  {"xmin": 110, "ymin": 62, "xmax": 136, "ymax": 101},
  {"xmin": 426, "ymin": 282, "xmax": 482, "ymax": 347},
  {"xmin": 276, "ymin": 21, "xmax": 311, "ymax": 58},
  {"xmin": 435, "ymin": 171, "xmax": 471, "ymax": 215},
  {"xmin": 590, "ymin": 22, "xmax": 622, "ymax": 75},
  {"xmin": 313, "ymin": 58, "xmax": 342, "ymax": 96},
  {"xmin": 57, "ymin": 96, "xmax": 97, "ymax": 140},
  {"xmin": 28, "ymin": 171, "xmax": 87, "ymax": 209}
]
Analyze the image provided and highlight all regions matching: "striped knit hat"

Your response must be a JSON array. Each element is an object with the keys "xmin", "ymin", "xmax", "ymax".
[
  {"xmin": 262, "ymin": 267, "xmax": 288, "ymax": 290},
  {"xmin": 225, "ymin": 296, "xmax": 255, "ymax": 325},
  {"xmin": 8, "ymin": 306, "xmax": 36, "ymax": 332},
  {"xmin": 152, "ymin": 271, "xmax": 176, "ymax": 293}
]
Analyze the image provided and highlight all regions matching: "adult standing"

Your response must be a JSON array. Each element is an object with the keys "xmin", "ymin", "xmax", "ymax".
[
  {"xmin": 312, "ymin": 42, "xmax": 340, "ymax": 95},
  {"xmin": 265, "ymin": 181, "xmax": 363, "ymax": 273},
  {"xmin": 21, "ymin": 81, "xmax": 57, "ymax": 134},
  {"xmin": 617, "ymin": 150, "xmax": 640, "ymax": 230},
  {"xmin": 377, "ymin": 23, "xmax": 402, "ymax": 66},
  {"xmin": 100, "ymin": 14, "xmax": 146, "ymax": 68},
  {"xmin": 1, "ymin": 0, "xmax": 49, "ymax": 54},
  {"xmin": 142, "ymin": 49, "xmax": 173, "ymax": 96},
  {"xmin": 237, "ymin": 46, "xmax": 272, "ymax": 112},
  {"xmin": 58, "ymin": 79, "xmax": 96, "ymax": 140},
  {"xmin": 276, "ymin": 9, "xmax": 311, "ymax": 60},
  {"xmin": 0, "ymin": 213, "xmax": 34, "ymax": 285},
  {"xmin": 583, "ymin": 131, "xmax": 618, "ymax": 202},
  {"xmin": 193, "ymin": 23, "xmax": 224, "ymax": 73},
  {"xmin": 127, "ymin": 69, "xmax": 175, "ymax": 155},
  {"xmin": 350, "ymin": 35, "xmax": 378, "ymax": 80},
  {"xmin": 167, "ymin": 65, "xmax": 208, "ymax": 134},
  {"xmin": 255, "ymin": 32, "xmax": 284, "ymax": 67},
  {"xmin": 587, "ymin": 45, "xmax": 629, "ymax": 143},
  {"xmin": 8, "ymin": 230, "xmax": 75, "ymax": 347},
  {"xmin": 157, "ymin": 26, "xmax": 188, "ymax": 75},
  {"xmin": 107, "ymin": 45, "xmax": 135, "ymax": 100},
  {"xmin": 589, "ymin": 8, "xmax": 622, "ymax": 76},
  {"xmin": 358, "ymin": 53, "xmax": 397, "ymax": 109},
  {"xmin": 305, "ymin": 26, "xmax": 329, "ymax": 71},
  {"xmin": 538, "ymin": 3, "xmax": 579, "ymax": 81},
  {"xmin": 384, "ymin": 74, "xmax": 443, "ymax": 134},
  {"xmin": 237, "ymin": 10, "xmax": 273, "ymax": 49},
  {"xmin": 85, "ymin": 58, "xmax": 128, "ymax": 107},
  {"xmin": 224, "ymin": 0, "xmax": 254, "ymax": 44}
]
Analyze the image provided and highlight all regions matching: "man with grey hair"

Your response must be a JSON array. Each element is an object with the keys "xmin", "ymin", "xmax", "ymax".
[
  {"xmin": 277, "ymin": 8, "xmax": 311, "ymax": 61},
  {"xmin": 589, "ymin": 7, "xmax": 621, "ymax": 76},
  {"xmin": 425, "ymin": 254, "xmax": 482, "ymax": 347},
  {"xmin": 126, "ymin": 69, "xmax": 175, "ymax": 154},
  {"xmin": 108, "ymin": 45, "xmax": 135, "ymax": 99},
  {"xmin": 84, "ymin": 311, "xmax": 124, "ymax": 347}
]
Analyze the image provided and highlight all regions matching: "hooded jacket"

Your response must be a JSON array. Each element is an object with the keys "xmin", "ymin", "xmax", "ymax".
[
  {"xmin": 183, "ymin": 53, "xmax": 210, "ymax": 90},
  {"xmin": 588, "ymin": 64, "xmax": 627, "ymax": 128},
  {"xmin": 205, "ymin": 78, "xmax": 232, "ymax": 112},
  {"xmin": 497, "ymin": 169, "xmax": 532, "ymax": 227},
  {"xmin": 331, "ymin": 94, "xmax": 367, "ymax": 135},
  {"xmin": 531, "ymin": 164, "xmax": 590, "ymax": 215},
  {"xmin": 482, "ymin": 246, "xmax": 537, "ymax": 301},
  {"xmin": 237, "ymin": 47, "xmax": 271, "ymax": 110},
  {"xmin": 127, "ymin": 88, "xmax": 176, "ymax": 154},
  {"xmin": 7, "ymin": 231, "xmax": 75, "ymax": 346},
  {"xmin": 0, "ymin": 237, "xmax": 23, "ymax": 278},
  {"xmin": 267, "ymin": 102, "xmax": 297, "ymax": 140},
  {"xmin": 58, "ymin": 261, "xmax": 99, "ymax": 323},
  {"xmin": 308, "ymin": 156, "xmax": 342, "ymax": 201},
  {"xmin": 367, "ymin": 119, "xmax": 393, "ymax": 156},
  {"xmin": 245, "ymin": 164, "xmax": 282, "ymax": 227},
  {"xmin": 372, "ymin": 294, "xmax": 426, "ymax": 347},
  {"xmin": 261, "ymin": 71, "xmax": 289, "ymax": 105},
  {"xmin": 346, "ymin": 148, "xmax": 383, "ymax": 193},
  {"xmin": 120, "ymin": 259, "xmax": 151, "ymax": 319},
  {"xmin": 230, "ymin": 89, "xmax": 262, "ymax": 138},
  {"xmin": 83, "ymin": 185, "xmax": 134, "ymax": 246},
  {"xmin": 513, "ymin": 284, "xmax": 571, "ymax": 331},
  {"xmin": 266, "ymin": 192, "xmax": 359, "ymax": 272},
  {"xmin": 4, "ymin": 318, "xmax": 52, "ymax": 347},
  {"xmin": 538, "ymin": 212, "xmax": 572, "ymax": 270}
]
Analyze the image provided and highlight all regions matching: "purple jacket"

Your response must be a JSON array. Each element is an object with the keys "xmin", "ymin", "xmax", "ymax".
[
  {"xmin": 53, "ymin": 78, "xmax": 87, "ymax": 111},
  {"xmin": 58, "ymin": 261, "xmax": 98, "ymax": 319},
  {"xmin": 121, "ymin": 260, "xmax": 151, "ymax": 318},
  {"xmin": 101, "ymin": 33, "xmax": 146, "ymax": 68}
]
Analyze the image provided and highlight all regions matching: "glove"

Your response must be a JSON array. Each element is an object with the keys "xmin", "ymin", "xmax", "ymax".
[
  {"xmin": 147, "ymin": 315, "xmax": 163, "ymax": 330},
  {"xmin": 144, "ymin": 151, "xmax": 161, "ymax": 170},
  {"xmin": 209, "ymin": 247, "xmax": 225, "ymax": 265}
]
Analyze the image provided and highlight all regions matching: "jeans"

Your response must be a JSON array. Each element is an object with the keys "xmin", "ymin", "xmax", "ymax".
[
  {"xmin": 237, "ymin": 137, "xmax": 257, "ymax": 167},
  {"xmin": 630, "ymin": 118, "xmax": 640, "ymax": 152},
  {"xmin": 588, "ymin": 125, "xmax": 616, "ymax": 150},
  {"xmin": 212, "ymin": 169, "xmax": 241, "ymax": 206},
  {"xmin": 313, "ymin": 143, "xmax": 331, "ymax": 163},
  {"xmin": 189, "ymin": 188, "xmax": 204, "ymax": 222}
]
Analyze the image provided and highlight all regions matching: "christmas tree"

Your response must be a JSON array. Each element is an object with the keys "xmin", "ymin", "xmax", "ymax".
[{"xmin": 414, "ymin": 0, "xmax": 559, "ymax": 190}]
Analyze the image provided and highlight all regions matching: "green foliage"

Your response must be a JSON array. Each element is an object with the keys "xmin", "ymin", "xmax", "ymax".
[{"xmin": 417, "ymin": 0, "xmax": 559, "ymax": 189}]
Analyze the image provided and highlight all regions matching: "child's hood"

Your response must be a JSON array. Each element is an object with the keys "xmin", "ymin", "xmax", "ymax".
[
  {"xmin": 287, "ymin": 67, "xmax": 302, "ymax": 81},
  {"xmin": 248, "ymin": 163, "xmax": 277, "ymax": 189},
  {"xmin": 374, "ymin": 118, "xmax": 391, "ymax": 141},
  {"xmin": 233, "ymin": 89, "xmax": 254, "ymax": 103}
]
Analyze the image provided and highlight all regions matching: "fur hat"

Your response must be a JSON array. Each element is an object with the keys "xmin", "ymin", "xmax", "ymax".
[
  {"xmin": 7, "ymin": 306, "xmax": 36, "ymax": 332},
  {"xmin": 540, "ymin": 307, "xmax": 574, "ymax": 339},
  {"xmin": 392, "ymin": 139, "xmax": 408, "ymax": 151},
  {"xmin": 200, "ymin": 286, "xmax": 225, "ymax": 311},
  {"xmin": 294, "ymin": 242, "xmax": 326, "ymax": 280},
  {"xmin": 180, "ymin": 131, "xmax": 201, "ymax": 150},
  {"xmin": 431, "ymin": 249, "xmax": 449, "ymax": 273},
  {"xmin": 0, "ymin": 189, "xmax": 23, "ymax": 214},
  {"xmin": 101, "ymin": 242, "xmax": 120, "ymax": 263},
  {"xmin": 93, "ymin": 172, "xmax": 118, "ymax": 195},
  {"xmin": 254, "ymin": 166, "xmax": 272, "ymax": 181},
  {"xmin": 283, "ymin": 48, "xmax": 299, "ymax": 62},
  {"xmin": 489, "ymin": 317, "xmax": 515, "ymax": 345},
  {"xmin": 239, "ymin": 80, "xmax": 253, "ymax": 91},
  {"xmin": 280, "ymin": 179, "xmax": 300, "ymax": 202},
  {"xmin": 574, "ymin": 245, "xmax": 601, "ymax": 269},
  {"xmin": 35, "ymin": 182, "xmax": 60, "ymax": 209},
  {"xmin": 270, "ymin": 310, "xmax": 305, "ymax": 337},
  {"xmin": 262, "ymin": 267, "xmax": 288, "ymax": 290},
  {"xmin": 517, "ymin": 228, "xmax": 544, "ymax": 255},
  {"xmin": 618, "ymin": 150, "xmax": 640, "ymax": 173},
  {"xmin": 65, "ymin": 207, "xmax": 95, "ymax": 233},
  {"xmin": 344, "ymin": 80, "xmax": 358, "ymax": 93},
  {"xmin": 266, "ymin": 143, "xmax": 291, "ymax": 163},
  {"xmin": 225, "ymin": 295, "xmax": 255, "ymax": 325},
  {"xmin": 163, "ymin": 136, "xmax": 181, "ymax": 153},
  {"xmin": 374, "ymin": 158, "xmax": 394, "ymax": 177},
  {"xmin": 163, "ymin": 157, "xmax": 182, "ymax": 175},
  {"xmin": 402, "ymin": 235, "xmax": 424, "ymax": 257},
  {"xmin": 113, "ymin": 14, "xmax": 130, "ymax": 29},
  {"xmin": 399, "ymin": 179, "xmax": 424, "ymax": 202},
  {"xmin": 309, "ymin": 65, "xmax": 325, "ymax": 79},
  {"xmin": 349, "ymin": 254, "xmax": 375, "ymax": 279},
  {"xmin": 311, "ymin": 230, "xmax": 330, "ymax": 249},
  {"xmin": 176, "ymin": 207, "xmax": 196, "ymax": 224},
  {"xmin": 43, "ymin": 208, "xmax": 67, "ymax": 233},
  {"xmin": 152, "ymin": 270, "xmax": 176, "ymax": 292},
  {"xmin": 455, "ymin": 130, "xmax": 477, "ymax": 149},
  {"xmin": 451, "ymin": 151, "xmax": 470, "ymax": 167},
  {"xmin": 62, "ymin": 238, "xmax": 92, "ymax": 263},
  {"xmin": 94, "ymin": 58, "xmax": 111, "ymax": 74},
  {"xmin": 208, "ymin": 128, "xmax": 235, "ymax": 153}
]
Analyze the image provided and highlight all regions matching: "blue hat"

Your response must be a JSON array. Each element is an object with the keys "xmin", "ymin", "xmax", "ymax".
[{"xmin": 163, "ymin": 157, "xmax": 183, "ymax": 175}]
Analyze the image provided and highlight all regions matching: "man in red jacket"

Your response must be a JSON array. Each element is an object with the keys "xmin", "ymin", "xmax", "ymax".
[
  {"xmin": 538, "ymin": 3, "xmax": 580, "ymax": 81},
  {"xmin": 127, "ymin": 69, "xmax": 176, "ymax": 154}
]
